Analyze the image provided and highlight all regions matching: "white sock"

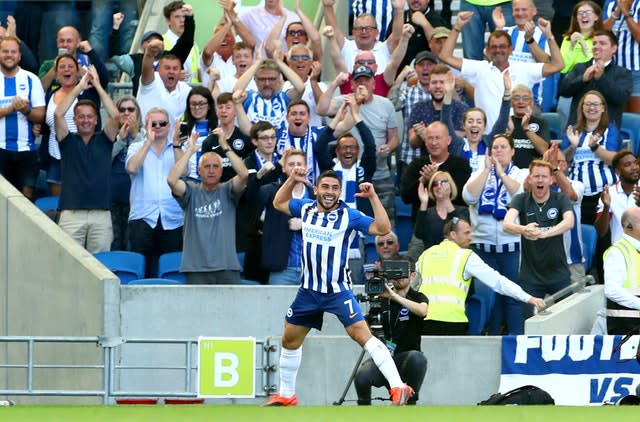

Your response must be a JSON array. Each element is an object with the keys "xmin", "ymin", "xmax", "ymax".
[
  {"xmin": 279, "ymin": 346, "xmax": 302, "ymax": 397},
  {"xmin": 364, "ymin": 337, "xmax": 403, "ymax": 389}
]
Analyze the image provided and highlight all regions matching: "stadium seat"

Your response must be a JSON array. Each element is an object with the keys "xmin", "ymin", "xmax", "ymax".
[
  {"xmin": 394, "ymin": 196, "xmax": 413, "ymax": 253},
  {"xmin": 94, "ymin": 251, "xmax": 145, "ymax": 284},
  {"xmin": 541, "ymin": 112, "xmax": 562, "ymax": 140},
  {"xmin": 34, "ymin": 195, "xmax": 59, "ymax": 212},
  {"xmin": 581, "ymin": 224, "xmax": 597, "ymax": 273},
  {"xmin": 540, "ymin": 72, "xmax": 560, "ymax": 112},
  {"xmin": 158, "ymin": 252, "xmax": 185, "ymax": 283},
  {"xmin": 466, "ymin": 294, "xmax": 487, "ymax": 335},
  {"xmin": 127, "ymin": 278, "xmax": 183, "ymax": 285},
  {"xmin": 621, "ymin": 112, "xmax": 640, "ymax": 156},
  {"xmin": 364, "ymin": 234, "xmax": 379, "ymax": 263}
]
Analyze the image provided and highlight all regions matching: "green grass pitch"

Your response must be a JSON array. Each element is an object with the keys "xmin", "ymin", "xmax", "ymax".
[{"xmin": 3, "ymin": 405, "xmax": 640, "ymax": 422}]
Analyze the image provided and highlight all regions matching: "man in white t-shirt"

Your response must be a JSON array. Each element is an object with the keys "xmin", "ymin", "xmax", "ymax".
[
  {"xmin": 136, "ymin": 40, "xmax": 190, "ymax": 135},
  {"xmin": 439, "ymin": 11, "xmax": 563, "ymax": 133},
  {"xmin": 322, "ymin": 0, "xmax": 404, "ymax": 72}
]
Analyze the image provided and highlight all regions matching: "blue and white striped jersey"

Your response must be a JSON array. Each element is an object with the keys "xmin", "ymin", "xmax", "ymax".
[
  {"xmin": 289, "ymin": 199, "xmax": 373, "ymax": 293},
  {"xmin": 561, "ymin": 124, "xmax": 621, "ymax": 195},
  {"xmin": 604, "ymin": 0, "xmax": 640, "ymax": 71},
  {"xmin": 0, "ymin": 69, "xmax": 45, "ymax": 152},
  {"xmin": 243, "ymin": 90, "xmax": 289, "ymax": 134}
]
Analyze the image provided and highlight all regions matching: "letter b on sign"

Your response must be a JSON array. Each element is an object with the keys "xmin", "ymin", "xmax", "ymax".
[{"xmin": 198, "ymin": 337, "xmax": 255, "ymax": 398}]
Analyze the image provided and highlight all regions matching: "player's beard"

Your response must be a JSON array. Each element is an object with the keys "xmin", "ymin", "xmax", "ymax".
[{"xmin": 318, "ymin": 194, "xmax": 339, "ymax": 211}]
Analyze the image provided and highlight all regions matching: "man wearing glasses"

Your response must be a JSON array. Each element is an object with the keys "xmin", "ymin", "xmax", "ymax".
[
  {"xmin": 126, "ymin": 108, "xmax": 185, "ymax": 277},
  {"xmin": 234, "ymin": 54, "xmax": 305, "ymax": 138},
  {"xmin": 417, "ymin": 217, "xmax": 546, "ymax": 335},
  {"xmin": 509, "ymin": 84, "xmax": 550, "ymax": 169},
  {"xmin": 323, "ymin": 0, "xmax": 405, "ymax": 72}
]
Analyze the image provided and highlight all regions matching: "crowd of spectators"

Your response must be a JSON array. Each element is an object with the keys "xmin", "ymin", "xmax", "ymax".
[{"xmin": 0, "ymin": 0, "xmax": 639, "ymax": 335}]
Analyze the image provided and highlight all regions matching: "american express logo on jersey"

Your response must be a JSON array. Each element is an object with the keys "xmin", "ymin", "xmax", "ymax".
[{"xmin": 499, "ymin": 335, "xmax": 640, "ymax": 405}]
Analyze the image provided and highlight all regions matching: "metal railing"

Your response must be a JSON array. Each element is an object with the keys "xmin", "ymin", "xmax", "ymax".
[{"xmin": 0, "ymin": 336, "xmax": 274, "ymax": 404}]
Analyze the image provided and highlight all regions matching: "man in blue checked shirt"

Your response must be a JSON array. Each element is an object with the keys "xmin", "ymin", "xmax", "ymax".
[{"xmin": 266, "ymin": 168, "xmax": 414, "ymax": 407}]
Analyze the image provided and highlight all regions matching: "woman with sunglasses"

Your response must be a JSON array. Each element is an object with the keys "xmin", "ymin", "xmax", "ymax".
[
  {"xmin": 561, "ymin": 90, "xmax": 621, "ymax": 225},
  {"xmin": 441, "ymin": 70, "xmax": 512, "ymax": 172},
  {"xmin": 174, "ymin": 86, "xmax": 218, "ymax": 181},
  {"xmin": 414, "ymin": 171, "xmax": 469, "ymax": 252},
  {"xmin": 110, "ymin": 96, "xmax": 143, "ymax": 251},
  {"xmin": 462, "ymin": 133, "xmax": 529, "ymax": 335}
]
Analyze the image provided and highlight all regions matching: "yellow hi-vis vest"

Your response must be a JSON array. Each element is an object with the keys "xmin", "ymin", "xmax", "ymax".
[
  {"xmin": 604, "ymin": 237, "xmax": 640, "ymax": 320},
  {"xmin": 163, "ymin": 36, "xmax": 201, "ymax": 84},
  {"xmin": 416, "ymin": 239, "xmax": 472, "ymax": 323}
]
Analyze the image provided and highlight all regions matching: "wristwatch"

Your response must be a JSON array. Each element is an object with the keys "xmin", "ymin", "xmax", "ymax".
[
  {"xmin": 220, "ymin": 147, "xmax": 231, "ymax": 155},
  {"xmin": 525, "ymin": 38, "xmax": 535, "ymax": 44}
]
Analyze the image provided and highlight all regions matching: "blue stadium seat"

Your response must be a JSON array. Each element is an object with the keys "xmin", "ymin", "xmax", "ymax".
[
  {"xmin": 621, "ymin": 112, "xmax": 640, "ymax": 156},
  {"xmin": 128, "ymin": 278, "xmax": 183, "ymax": 285},
  {"xmin": 540, "ymin": 72, "xmax": 560, "ymax": 112},
  {"xmin": 364, "ymin": 234, "xmax": 378, "ymax": 263},
  {"xmin": 541, "ymin": 112, "xmax": 562, "ymax": 140},
  {"xmin": 158, "ymin": 252, "xmax": 185, "ymax": 283},
  {"xmin": 34, "ymin": 195, "xmax": 59, "ymax": 212},
  {"xmin": 394, "ymin": 196, "xmax": 413, "ymax": 253},
  {"xmin": 466, "ymin": 294, "xmax": 487, "ymax": 335},
  {"xmin": 94, "ymin": 251, "xmax": 145, "ymax": 284},
  {"xmin": 581, "ymin": 224, "xmax": 597, "ymax": 273}
]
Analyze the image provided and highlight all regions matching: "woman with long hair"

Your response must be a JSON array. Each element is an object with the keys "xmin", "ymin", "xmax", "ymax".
[
  {"xmin": 462, "ymin": 133, "xmax": 529, "ymax": 335},
  {"xmin": 176, "ymin": 86, "xmax": 218, "ymax": 181},
  {"xmin": 560, "ymin": 1, "xmax": 602, "ymax": 74},
  {"xmin": 414, "ymin": 171, "xmax": 469, "ymax": 252},
  {"xmin": 41, "ymin": 55, "xmax": 108, "ymax": 196},
  {"xmin": 562, "ymin": 90, "xmax": 621, "ymax": 224},
  {"xmin": 111, "ymin": 96, "xmax": 143, "ymax": 250}
]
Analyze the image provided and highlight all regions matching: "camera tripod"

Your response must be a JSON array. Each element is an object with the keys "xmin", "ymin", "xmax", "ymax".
[{"xmin": 333, "ymin": 304, "xmax": 386, "ymax": 406}]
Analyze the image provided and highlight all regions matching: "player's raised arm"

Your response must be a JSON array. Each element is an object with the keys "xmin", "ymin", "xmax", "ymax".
[{"xmin": 357, "ymin": 182, "xmax": 391, "ymax": 235}]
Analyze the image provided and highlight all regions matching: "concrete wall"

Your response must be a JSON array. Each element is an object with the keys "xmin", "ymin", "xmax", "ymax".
[
  {"xmin": 526, "ymin": 285, "xmax": 605, "ymax": 334},
  {"xmin": 0, "ymin": 177, "xmax": 120, "ymax": 403}
]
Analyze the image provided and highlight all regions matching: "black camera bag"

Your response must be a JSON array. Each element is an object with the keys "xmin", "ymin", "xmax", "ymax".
[{"xmin": 478, "ymin": 385, "xmax": 555, "ymax": 405}]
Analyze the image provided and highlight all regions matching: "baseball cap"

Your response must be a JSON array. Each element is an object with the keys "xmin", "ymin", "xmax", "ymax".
[
  {"xmin": 431, "ymin": 27, "xmax": 451, "ymax": 39},
  {"xmin": 352, "ymin": 65, "xmax": 375, "ymax": 79},
  {"xmin": 141, "ymin": 31, "xmax": 163, "ymax": 44},
  {"xmin": 414, "ymin": 51, "xmax": 438, "ymax": 65}
]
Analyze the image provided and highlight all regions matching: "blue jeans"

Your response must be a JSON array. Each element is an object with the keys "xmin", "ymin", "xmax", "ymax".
[
  {"xmin": 269, "ymin": 266, "xmax": 301, "ymax": 285},
  {"xmin": 460, "ymin": 0, "xmax": 514, "ymax": 60},
  {"xmin": 89, "ymin": 0, "xmax": 138, "ymax": 60},
  {"xmin": 473, "ymin": 248, "xmax": 522, "ymax": 335}
]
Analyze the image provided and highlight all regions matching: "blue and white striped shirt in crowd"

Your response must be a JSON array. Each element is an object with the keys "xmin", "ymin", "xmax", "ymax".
[
  {"xmin": 351, "ymin": 0, "xmax": 394, "ymax": 40},
  {"xmin": 504, "ymin": 26, "xmax": 549, "ymax": 106},
  {"xmin": 561, "ymin": 123, "xmax": 621, "ymax": 195},
  {"xmin": 243, "ymin": 90, "xmax": 289, "ymax": 134},
  {"xmin": 0, "ymin": 69, "xmax": 45, "ymax": 152},
  {"xmin": 289, "ymin": 199, "xmax": 373, "ymax": 293},
  {"xmin": 604, "ymin": 0, "xmax": 640, "ymax": 71}
]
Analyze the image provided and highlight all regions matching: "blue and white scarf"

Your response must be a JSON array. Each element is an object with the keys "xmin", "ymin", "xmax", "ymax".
[{"xmin": 478, "ymin": 163, "xmax": 516, "ymax": 220}]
